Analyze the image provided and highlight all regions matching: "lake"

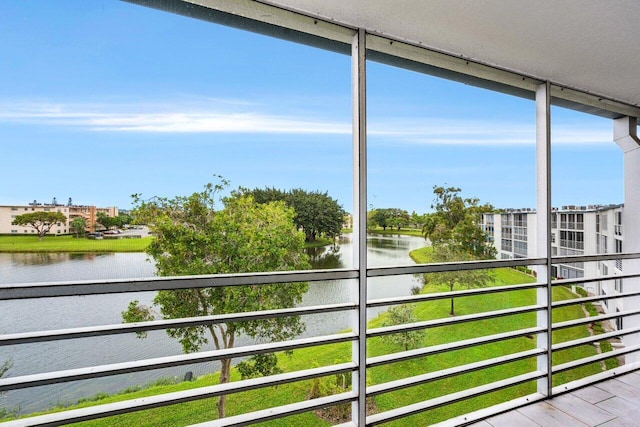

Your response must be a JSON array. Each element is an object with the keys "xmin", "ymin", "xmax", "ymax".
[{"xmin": 0, "ymin": 233, "xmax": 427, "ymax": 414}]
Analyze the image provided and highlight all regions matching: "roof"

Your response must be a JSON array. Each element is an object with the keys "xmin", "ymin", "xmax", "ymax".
[{"xmin": 268, "ymin": 0, "xmax": 640, "ymax": 111}]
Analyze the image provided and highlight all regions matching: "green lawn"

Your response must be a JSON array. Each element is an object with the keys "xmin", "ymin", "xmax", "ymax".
[
  {"xmin": 3, "ymin": 248, "xmax": 610, "ymax": 426},
  {"xmin": 0, "ymin": 235, "xmax": 152, "ymax": 253},
  {"xmin": 367, "ymin": 227, "xmax": 425, "ymax": 237},
  {"xmin": 0, "ymin": 235, "xmax": 334, "ymax": 253}
]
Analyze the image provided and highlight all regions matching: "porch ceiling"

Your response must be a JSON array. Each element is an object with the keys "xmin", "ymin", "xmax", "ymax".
[{"xmin": 266, "ymin": 0, "xmax": 640, "ymax": 109}]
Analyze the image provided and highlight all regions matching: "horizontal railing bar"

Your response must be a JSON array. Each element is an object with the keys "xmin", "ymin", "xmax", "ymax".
[
  {"xmin": 0, "ymin": 268, "xmax": 358, "ymax": 300},
  {"xmin": 552, "ymin": 252, "xmax": 640, "ymax": 264},
  {"xmin": 552, "ymin": 289, "xmax": 640, "ymax": 309},
  {"xmin": 552, "ymin": 344, "xmax": 640, "ymax": 374},
  {"xmin": 552, "ymin": 308, "xmax": 640, "ymax": 331},
  {"xmin": 367, "ymin": 282, "xmax": 544, "ymax": 309},
  {"xmin": 366, "ymin": 371, "xmax": 545, "ymax": 425},
  {"xmin": 0, "ymin": 333, "xmax": 356, "ymax": 392},
  {"xmin": 189, "ymin": 391, "xmax": 357, "ymax": 427},
  {"xmin": 551, "ymin": 361, "xmax": 640, "ymax": 396},
  {"xmin": 368, "ymin": 348, "xmax": 544, "ymax": 396},
  {"xmin": 368, "ymin": 326, "xmax": 545, "ymax": 368},
  {"xmin": 553, "ymin": 326, "xmax": 640, "ymax": 352},
  {"xmin": 552, "ymin": 271, "xmax": 640, "ymax": 288},
  {"xmin": 428, "ymin": 392, "xmax": 546, "ymax": 427},
  {"xmin": 4, "ymin": 363, "xmax": 356, "ymax": 427},
  {"xmin": 368, "ymin": 305, "xmax": 544, "ymax": 338},
  {"xmin": 368, "ymin": 257, "xmax": 546, "ymax": 277},
  {"xmin": 0, "ymin": 303, "xmax": 356, "ymax": 346}
]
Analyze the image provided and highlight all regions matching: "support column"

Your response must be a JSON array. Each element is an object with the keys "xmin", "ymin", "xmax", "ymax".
[
  {"xmin": 351, "ymin": 27, "xmax": 368, "ymax": 425},
  {"xmin": 614, "ymin": 116, "xmax": 640, "ymax": 364},
  {"xmin": 535, "ymin": 82, "xmax": 552, "ymax": 396}
]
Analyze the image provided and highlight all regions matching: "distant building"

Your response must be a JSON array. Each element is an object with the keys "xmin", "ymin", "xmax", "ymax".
[
  {"xmin": 0, "ymin": 203, "xmax": 119, "ymax": 235},
  {"xmin": 481, "ymin": 204, "xmax": 625, "ymax": 326}
]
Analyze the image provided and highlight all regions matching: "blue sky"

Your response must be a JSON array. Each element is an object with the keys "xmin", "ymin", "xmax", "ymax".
[{"xmin": 0, "ymin": 1, "xmax": 623, "ymax": 214}]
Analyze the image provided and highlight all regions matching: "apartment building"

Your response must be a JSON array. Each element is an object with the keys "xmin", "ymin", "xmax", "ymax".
[
  {"xmin": 481, "ymin": 204, "xmax": 625, "ymax": 319},
  {"xmin": 0, "ymin": 203, "xmax": 119, "ymax": 235}
]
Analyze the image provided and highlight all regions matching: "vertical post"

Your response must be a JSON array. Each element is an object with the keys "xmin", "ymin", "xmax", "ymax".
[
  {"xmin": 351, "ymin": 27, "xmax": 368, "ymax": 424},
  {"xmin": 535, "ymin": 82, "xmax": 552, "ymax": 396},
  {"xmin": 613, "ymin": 116, "xmax": 640, "ymax": 363}
]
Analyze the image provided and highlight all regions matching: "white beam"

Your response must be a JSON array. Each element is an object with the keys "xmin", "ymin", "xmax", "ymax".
[
  {"xmin": 614, "ymin": 116, "xmax": 640, "ymax": 363},
  {"xmin": 351, "ymin": 27, "xmax": 368, "ymax": 425},
  {"xmin": 536, "ymin": 82, "xmax": 552, "ymax": 396}
]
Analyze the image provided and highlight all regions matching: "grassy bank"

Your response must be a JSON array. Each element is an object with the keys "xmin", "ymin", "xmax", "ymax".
[
  {"xmin": 0, "ymin": 235, "xmax": 153, "ymax": 253},
  {"xmin": 3, "ymin": 249, "xmax": 609, "ymax": 426},
  {"xmin": 0, "ymin": 235, "xmax": 333, "ymax": 253},
  {"xmin": 367, "ymin": 227, "xmax": 425, "ymax": 237}
]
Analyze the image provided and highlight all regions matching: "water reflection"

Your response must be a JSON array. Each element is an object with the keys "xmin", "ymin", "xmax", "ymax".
[
  {"xmin": 0, "ymin": 234, "xmax": 428, "ymax": 414},
  {"xmin": 305, "ymin": 244, "xmax": 343, "ymax": 269}
]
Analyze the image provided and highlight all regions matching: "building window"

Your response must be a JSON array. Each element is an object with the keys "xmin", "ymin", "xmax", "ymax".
[
  {"xmin": 615, "ymin": 239, "xmax": 623, "ymax": 271},
  {"xmin": 615, "ymin": 278, "xmax": 623, "ymax": 292},
  {"xmin": 11, "ymin": 207, "xmax": 18, "ymax": 211},
  {"xmin": 615, "ymin": 211, "xmax": 622, "ymax": 236},
  {"xmin": 616, "ymin": 309, "xmax": 623, "ymax": 332}
]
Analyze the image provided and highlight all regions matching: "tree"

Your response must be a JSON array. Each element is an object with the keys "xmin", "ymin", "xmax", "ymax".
[
  {"xmin": 422, "ymin": 186, "xmax": 496, "ymax": 259},
  {"xmin": 122, "ymin": 181, "xmax": 310, "ymax": 419},
  {"xmin": 240, "ymin": 187, "xmax": 345, "ymax": 243},
  {"xmin": 423, "ymin": 245, "xmax": 495, "ymax": 316},
  {"xmin": 11, "ymin": 211, "xmax": 67, "ymax": 240},
  {"xmin": 96, "ymin": 212, "xmax": 119, "ymax": 230},
  {"xmin": 421, "ymin": 186, "xmax": 496, "ymax": 315},
  {"xmin": 410, "ymin": 211, "xmax": 429, "ymax": 230},
  {"xmin": 287, "ymin": 189, "xmax": 344, "ymax": 242},
  {"xmin": 369, "ymin": 208, "xmax": 410, "ymax": 231},
  {"xmin": 70, "ymin": 217, "xmax": 87, "ymax": 238},
  {"xmin": 381, "ymin": 304, "xmax": 425, "ymax": 351}
]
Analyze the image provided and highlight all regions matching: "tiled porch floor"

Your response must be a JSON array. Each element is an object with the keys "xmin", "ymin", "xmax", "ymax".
[{"xmin": 471, "ymin": 372, "xmax": 640, "ymax": 426}]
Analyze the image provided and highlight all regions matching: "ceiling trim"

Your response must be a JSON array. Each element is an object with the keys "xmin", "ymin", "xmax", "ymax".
[{"xmin": 126, "ymin": 0, "xmax": 640, "ymax": 119}]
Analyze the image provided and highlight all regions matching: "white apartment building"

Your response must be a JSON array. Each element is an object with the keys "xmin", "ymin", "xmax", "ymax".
[
  {"xmin": 0, "ymin": 204, "xmax": 119, "ymax": 235},
  {"xmin": 482, "ymin": 204, "xmax": 625, "ymax": 322}
]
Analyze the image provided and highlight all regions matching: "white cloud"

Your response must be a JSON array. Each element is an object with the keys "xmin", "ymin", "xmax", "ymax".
[{"xmin": 0, "ymin": 100, "xmax": 613, "ymax": 145}]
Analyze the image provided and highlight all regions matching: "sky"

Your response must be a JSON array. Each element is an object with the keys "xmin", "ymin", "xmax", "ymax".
[{"xmin": 0, "ymin": 1, "xmax": 623, "ymax": 214}]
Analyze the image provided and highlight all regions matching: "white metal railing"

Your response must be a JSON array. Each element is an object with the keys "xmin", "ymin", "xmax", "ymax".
[
  {"xmin": 3, "ymin": 253, "xmax": 640, "ymax": 426},
  {"xmin": 3, "ymin": 0, "xmax": 640, "ymax": 425}
]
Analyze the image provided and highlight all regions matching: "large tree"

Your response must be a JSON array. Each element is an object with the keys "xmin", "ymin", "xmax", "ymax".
[
  {"xmin": 370, "ymin": 208, "xmax": 410, "ymax": 231},
  {"xmin": 422, "ymin": 186, "xmax": 496, "ymax": 259},
  {"xmin": 241, "ymin": 187, "xmax": 345, "ymax": 243},
  {"xmin": 11, "ymin": 211, "xmax": 67, "ymax": 240},
  {"xmin": 421, "ymin": 186, "xmax": 496, "ymax": 315},
  {"xmin": 122, "ymin": 181, "xmax": 310, "ymax": 419}
]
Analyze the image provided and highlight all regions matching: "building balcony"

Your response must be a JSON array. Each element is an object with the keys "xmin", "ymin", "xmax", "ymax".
[{"xmin": 3, "ymin": 252, "xmax": 640, "ymax": 426}]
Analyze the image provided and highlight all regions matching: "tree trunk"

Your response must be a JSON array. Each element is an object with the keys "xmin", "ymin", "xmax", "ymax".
[
  {"xmin": 450, "ymin": 297, "xmax": 455, "ymax": 316},
  {"xmin": 217, "ymin": 357, "xmax": 232, "ymax": 418}
]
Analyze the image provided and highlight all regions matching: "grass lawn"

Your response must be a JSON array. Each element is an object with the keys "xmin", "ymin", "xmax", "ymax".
[
  {"xmin": 5, "ymin": 247, "xmax": 611, "ymax": 426},
  {"xmin": 367, "ymin": 227, "xmax": 424, "ymax": 237},
  {"xmin": 0, "ymin": 235, "xmax": 334, "ymax": 253},
  {"xmin": 0, "ymin": 235, "xmax": 152, "ymax": 253}
]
